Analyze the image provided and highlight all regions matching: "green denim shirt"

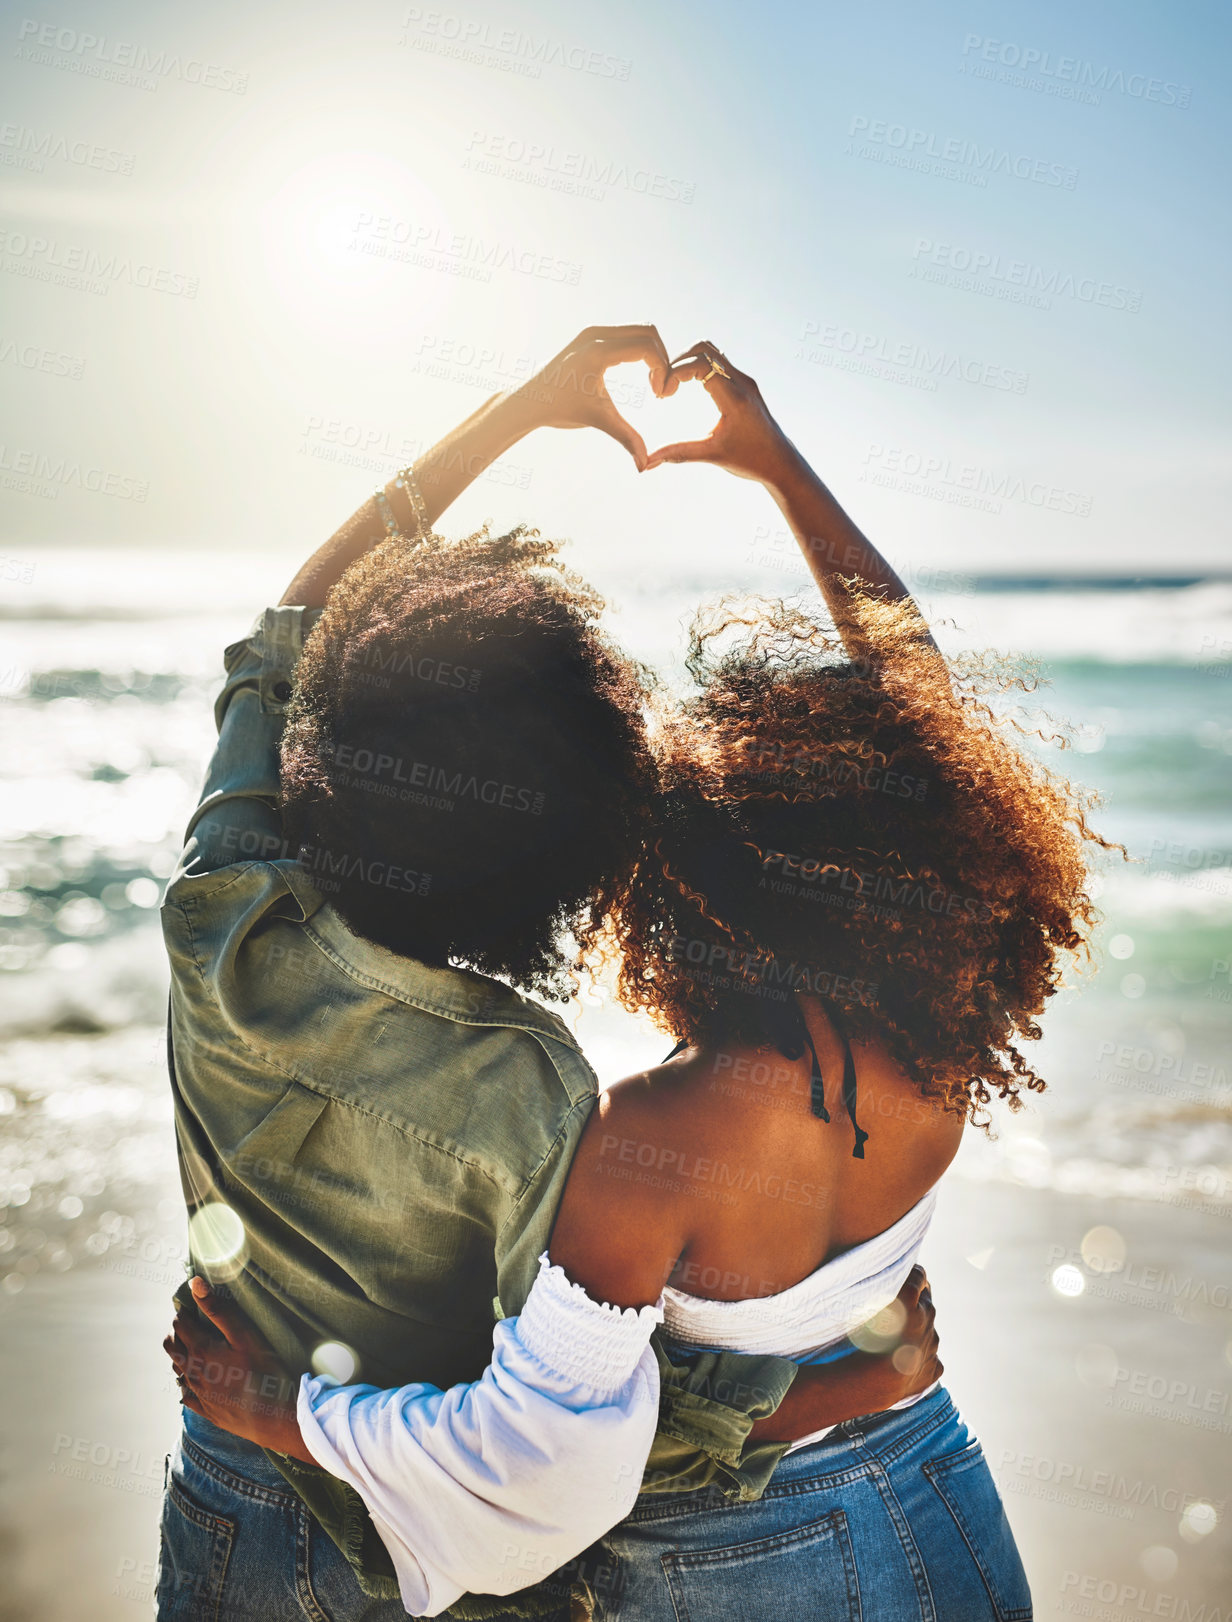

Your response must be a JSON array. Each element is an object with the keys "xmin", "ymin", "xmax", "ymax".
[{"xmin": 163, "ymin": 605, "xmax": 796, "ymax": 1617}]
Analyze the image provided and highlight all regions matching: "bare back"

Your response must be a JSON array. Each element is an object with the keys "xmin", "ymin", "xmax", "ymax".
[{"xmin": 548, "ymin": 996, "xmax": 964, "ymax": 1312}]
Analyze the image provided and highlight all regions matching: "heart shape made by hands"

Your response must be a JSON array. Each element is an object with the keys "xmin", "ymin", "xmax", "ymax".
[{"xmin": 604, "ymin": 361, "xmax": 722, "ymax": 461}]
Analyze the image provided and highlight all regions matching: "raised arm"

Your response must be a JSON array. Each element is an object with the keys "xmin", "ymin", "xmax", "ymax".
[
  {"xmin": 282, "ymin": 324, "xmax": 672, "ymax": 608},
  {"xmin": 646, "ymin": 340, "xmax": 938, "ymax": 656}
]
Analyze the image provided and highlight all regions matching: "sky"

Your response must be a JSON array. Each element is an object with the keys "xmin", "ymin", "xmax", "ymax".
[{"xmin": 1, "ymin": 0, "xmax": 1228, "ymax": 587}]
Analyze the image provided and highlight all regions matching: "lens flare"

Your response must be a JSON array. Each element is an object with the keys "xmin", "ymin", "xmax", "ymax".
[
  {"xmin": 311, "ymin": 1341, "xmax": 359, "ymax": 1384},
  {"xmin": 850, "ymin": 1298, "xmax": 908, "ymax": 1352},
  {"xmin": 1140, "ymin": 1546, "xmax": 1178, "ymax": 1582},
  {"xmin": 187, "ymin": 1203, "xmax": 247, "ymax": 1279},
  {"xmin": 1080, "ymin": 1225, "xmax": 1126, "ymax": 1274},
  {"xmin": 1179, "ymin": 1502, "xmax": 1217, "ymax": 1542},
  {"xmin": 1050, "ymin": 1264, "xmax": 1085, "ymax": 1298}
]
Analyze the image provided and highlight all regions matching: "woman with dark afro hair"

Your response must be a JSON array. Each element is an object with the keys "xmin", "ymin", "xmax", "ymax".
[{"xmin": 173, "ymin": 340, "xmax": 1110, "ymax": 1620}]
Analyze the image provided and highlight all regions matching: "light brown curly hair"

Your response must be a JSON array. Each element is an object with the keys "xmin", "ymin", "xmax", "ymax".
[{"xmin": 595, "ymin": 587, "xmax": 1118, "ymax": 1124}]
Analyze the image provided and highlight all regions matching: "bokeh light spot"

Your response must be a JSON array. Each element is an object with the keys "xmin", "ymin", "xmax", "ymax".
[
  {"xmin": 1140, "ymin": 1546, "xmax": 1178, "ymax": 1582},
  {"xmin": 125, "ymin": 877, "xmax": 161, "ymax": 908},
  {"xmin": 1080, "ymin": 1225, "xmax": 1126, "ymax": 1275},
  {"xmin": 188, "ymin": 1203, "xmax": 247, "ymax": 1278},
  {"xmin": 1050, "ymin": 1264, "xmax": 1085, "ymax": 1298},
  {"xmin": 312, "ymin": 1341, "xmax": 359, "ymax": 1383},
  {"xmin": 1179, "ymin": 1502, "xmax": 1217, "ymax": 1542},
  {"xmin": 850, "ymin": 1298, "xmax": 908, "ymax": 1352}
]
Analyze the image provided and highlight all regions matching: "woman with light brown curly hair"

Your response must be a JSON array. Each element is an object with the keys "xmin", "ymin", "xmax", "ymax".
[{"xmin": 170, "ymin": 341, "xmax": 1107, "ymax": 1620}]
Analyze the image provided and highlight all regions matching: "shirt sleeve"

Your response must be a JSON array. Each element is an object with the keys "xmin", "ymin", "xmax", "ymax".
[
  {"xmin": 296, "ymin": 1254, "xmax": 663, "ymax": 1618},
  {"xmin": 173, "ymin": 605, "xmax": 323, "ymax": 883},
  {"xmin": 642, "ymin": 1338, "xmax": 796, "ymax": 1501}
]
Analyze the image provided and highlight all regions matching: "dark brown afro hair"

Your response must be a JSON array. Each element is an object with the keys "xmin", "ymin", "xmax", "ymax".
[
  {"xmin": 279, "ymin": 526, "xmax": 658, "ymax": 1000},
  {"xmin": 597, "ymin": 587, "xmax": 1119, "ymax": 1123}
]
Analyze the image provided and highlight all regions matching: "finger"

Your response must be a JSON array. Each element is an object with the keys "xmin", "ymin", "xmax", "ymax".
[
  {"xmin": 592, "ymin": 326, "xmax": 671, "ymax": 396},
  {"xmin": 911, "ymin": 1285, "xmax": 935, "ymax": 1320},
  {"xmin": 593, "ymin": 410, "xmax": 648, "ymax": 472},
  {"xmin": 898, "ymin": 1266, "xmax": 928, "ymax": 1305},
  {"xmin": 897, "ymin": 1296, "xmax": 934, "ymax": 1347},
  {"xmin": 897, "ymin": 1303, "xmax": 924, "ymax": 1341},
  {"xmin": 909, "ymin": 1302, "xmax": 936, "ymax": 1345},
  {"xmin": 669, "ymin": 338, "xmax": 727, "ymax": 366},
  {"xmin": 661, "ymin": 357, "xmax": 712, "ymax": 394},
  {"xmin": 643, "ymin": 439, "xmax": 716, "ymax": 470},
  {"xmin": 170, "ymin": 1318, "xmax": 207, "ymax": 1360},
  {"xmin": 172, "ymin": 1312, "xmax": 212, "ymax": 1356},
  {"xmin": 892, "ymin": 1343, "xmax": 924, "ymax": 1378},
  {"xmin": 180, "ymin": 1388, "xmax": 206, "ymax": 1417},
  {"xmin": 667, "ymin": 339, "xmax": 737, "ymax": 383},
  {"xmin": 189, "ymin": 1277, "xmax": 253, "ymax": 1351}
]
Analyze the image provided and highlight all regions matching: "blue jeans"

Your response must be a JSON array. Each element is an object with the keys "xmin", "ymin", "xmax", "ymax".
[
  {"xmin": 583, "ymin": 1387, "xmax": 1032, "ymax": 1621},
  {"xmin": 155, "ymin": 1410, "xmax": 571, "ymax": 1621}
]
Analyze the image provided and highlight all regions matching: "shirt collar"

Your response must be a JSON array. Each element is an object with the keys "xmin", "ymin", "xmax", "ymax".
[{"xmin": 278, "ymin": 863, "xmax": 584, "ymax": 1052}]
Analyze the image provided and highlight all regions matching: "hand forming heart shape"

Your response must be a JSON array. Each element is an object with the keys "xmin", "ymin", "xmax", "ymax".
[
  {"xmin": 604, "ymin": 360, "xmax": 722, "ymax": 463},
  {"xmin": 517, "ymin": 327, "xmax": 790, "ymax": 484},
  {"xmin": 610, "ymin": 340, "xmax": 791, "ymax": 482},
  {"xmin": 642, "ymin": 340, "xmax": 794, "ymax": 484}
]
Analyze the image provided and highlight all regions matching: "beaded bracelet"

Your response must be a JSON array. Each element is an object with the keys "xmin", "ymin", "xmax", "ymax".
[
  {"xmin": 395, "ymin": 464, "xmax": 429, "ymax": 539},
  {"xmin": 374, "ymin": 487, "xmax": 403, "ymax": 540},
  {"xmin": 373, "ymin": 464, "xmax": 429, "ymax": 542}
]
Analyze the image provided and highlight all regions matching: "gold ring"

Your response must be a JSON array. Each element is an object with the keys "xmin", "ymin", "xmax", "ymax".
[{"xmin": 701, "ymin": 355, "xmax": 730, "ymax": 382}]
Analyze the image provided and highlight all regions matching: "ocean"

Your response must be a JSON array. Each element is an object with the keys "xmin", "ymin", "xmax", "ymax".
[{"xmin": 1, "ymin": 550, "xmax": 1230, "ymax": 1295}]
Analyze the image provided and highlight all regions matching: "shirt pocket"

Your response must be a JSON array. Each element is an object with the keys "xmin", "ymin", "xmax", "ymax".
[
  {"xmin": 661, "ymin": 1506, "xmax": 861, "ymax": 1621},
  {"xmin": 228, "ymin": 1083, "xmax": 331, "ymax": 1184},
  {"xmin": 923, "ymin": 1440, "xmax": 1033, "ymax": 1620}
]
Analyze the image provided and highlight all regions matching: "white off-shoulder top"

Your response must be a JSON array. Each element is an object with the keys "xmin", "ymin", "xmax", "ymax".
[
  {"xmin": 298, "ymin": 1187, "xmax": 939, "ymax": 1616},
  {"xmin": 662, "ymin": 1187, "xmax": 940, "ymax": 1451}
]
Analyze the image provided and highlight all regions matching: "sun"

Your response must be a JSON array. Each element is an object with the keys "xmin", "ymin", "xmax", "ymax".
[{"xmin": 254, "ymin": 150, "xmax": 456, "ymax": 333}]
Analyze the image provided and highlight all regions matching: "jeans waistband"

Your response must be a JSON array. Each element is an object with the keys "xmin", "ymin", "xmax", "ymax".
[
  {"xmin": 779, "ymin": 1382, "xmax": 956, "ymax": 1473},
  {"xmin": 181, "ymin": 1407, "xmax": 294, "ymax": 1487}
]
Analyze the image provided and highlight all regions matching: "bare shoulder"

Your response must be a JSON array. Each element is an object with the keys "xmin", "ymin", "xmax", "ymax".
[
  {"xmin": 569, "ymin": 1051, "xmax": 717, "ymax": 1192},
  {"xmin": 545, "ymin": 1059, "xmax": 696, "ymax": 1310},
  {"xmin": 599, "ymin": 1047, "xmax": 706, "ymax": 1129}
]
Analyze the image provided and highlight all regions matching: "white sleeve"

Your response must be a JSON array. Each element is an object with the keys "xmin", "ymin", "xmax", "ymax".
[{"xmin": 297, "ymin": 1253, "xmax": 663, "ymax": 1618}]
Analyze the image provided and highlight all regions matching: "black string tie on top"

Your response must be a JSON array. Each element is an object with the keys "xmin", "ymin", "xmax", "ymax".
[
  {"xmin": 662, "ymin": 1002, "xmax": 870, "ymax": 1159},
  {"xmin": 823, "ymin": 1006, "xmax": 870, "ymax": 1159}
]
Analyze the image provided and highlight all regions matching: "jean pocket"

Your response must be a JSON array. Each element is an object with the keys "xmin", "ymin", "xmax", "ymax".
[
  {"xmin": 155, "ymin": 1477, "xmax": 235, "ymax": 1621},
  {"xmin": 924, "ymin": 1442, "xmax": 1033, "ymax": 1620},
  {"xmin": 661, "ymin": 1508, "xmax": 861, "ymax": 1621}
]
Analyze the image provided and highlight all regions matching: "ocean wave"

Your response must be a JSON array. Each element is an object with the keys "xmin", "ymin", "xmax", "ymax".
[
  {"xmin": 5, "ymin": 551, "xmax": 1232, "ymax": 668},
  {"xmin": 1094, "ymin": 869, "xmax": 1232, "ymax": 920},
  {"xmin": 953, "ymin": 1095, "xmax": 1232, "ymax": 1213}
]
